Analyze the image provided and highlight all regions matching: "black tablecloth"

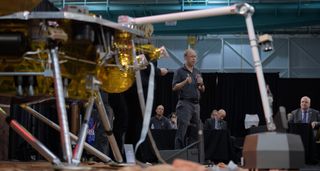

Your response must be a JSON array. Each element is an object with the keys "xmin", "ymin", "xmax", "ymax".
[
  {"xmin": 204, "ymin": 130, "xmax": 234, "ymax": 163},
  {"xmin": 288, "ymin": 123, "xmax": 317, "ymax": 164},
  {"xmin": 138, "ymin": 129, "xmax": 176, "ymax": 162},
  {"xmin": 150, "ymin": 129, "xmax": 176, "ymax": 150},
  {"xmin": 9, "ymin": 97, "xmax": 62, "ymax": 160},
  {"xmin": 140, "ymin": 129, "xmax": 236, "ymax": 163}
]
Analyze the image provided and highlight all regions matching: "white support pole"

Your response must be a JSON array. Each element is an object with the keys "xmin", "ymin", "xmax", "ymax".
[
  {"xmin": 130, "ymin": 5, "xmax": 237, "ymax": 25},
  {"xmin": 244, "ymin": 14, "xmax": 275, "ymax": 131}
]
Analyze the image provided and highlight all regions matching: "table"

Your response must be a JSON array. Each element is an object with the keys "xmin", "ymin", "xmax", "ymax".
[
  {"xmin": 204, "ymin": 129, "xmax": 234, "ymax": 163},
  {"xmin": 288, "ymin": 123, "xmax": 317, "ymax": 164},
  {"xmin": 138, "ymin": 129, "xmax": 176, "ymax": 162}
]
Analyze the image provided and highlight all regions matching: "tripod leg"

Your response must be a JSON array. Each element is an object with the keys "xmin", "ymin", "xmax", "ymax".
[
  {"xmin": 0, "ymin": 107, "xmax": 61, "ymax": 165},
  {"xmin": 198, "ymin": 122, "xmax": 205, "ymax": 163},
  {"xmin": 20, "ymin": 104, "xmax": 113, "ymax": 163},
  {"xmin": 72, "ymin": 96, "xmax": 95, "ymax": 165},
  {"xmin": 49, "ymin": 46, "xmax": 73, "ymax": 163},
  {"xmin": 95, "ymin": 91, "xmax": 123, "ymax": 163}
]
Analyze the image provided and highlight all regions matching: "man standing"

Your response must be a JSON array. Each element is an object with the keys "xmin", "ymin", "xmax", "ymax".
[
  {"xmin": 289, "ymin": 96, "xmax": 320, "ymax": 129},
  {"xmin": 150, "ymin": 105, "xmax": 171, "ymax": 129},
  {"xmin": 172, "ymin": 48, "xmax": 205, "ymax": 149}
]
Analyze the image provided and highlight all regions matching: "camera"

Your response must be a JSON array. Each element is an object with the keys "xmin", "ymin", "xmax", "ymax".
[{"xmin": 258, "ymin": 34, "xmax": 273, "ymax": 52}]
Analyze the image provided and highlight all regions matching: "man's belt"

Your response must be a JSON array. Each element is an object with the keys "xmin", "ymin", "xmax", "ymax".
[{"xmin": 180, "ymin": 98, "xmax": 199, "ymax": 104}]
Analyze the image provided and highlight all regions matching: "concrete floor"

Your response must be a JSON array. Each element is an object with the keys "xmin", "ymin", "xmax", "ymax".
[{"xmin": 0, "ymin": 161, "xmax": 123, "ymax": 171}]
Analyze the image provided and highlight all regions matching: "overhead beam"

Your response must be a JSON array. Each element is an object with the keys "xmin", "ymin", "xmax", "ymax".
[
  {"xmin": 52, "ymin": 2, "xmax": 320, "ymax": 12},
  {"xmin": 150, "ymin": 14, "xmax": 320, "ymax": 35},
  {"xmin": 51, "ymin": 1, "xmax": 320, "ymax": 35}
]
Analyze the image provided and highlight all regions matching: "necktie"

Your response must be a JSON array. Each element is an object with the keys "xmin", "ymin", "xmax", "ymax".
[
  {"xmin": 302, "ymin": 111, "xmax": 308, "ymax": 123},
  {"xmin": 215, "ymin": 119, "xmax": 219, "ymax": 130},
  {"xmin": 216, "ymin": 120, "xmax": 222, "ymax": 130}
]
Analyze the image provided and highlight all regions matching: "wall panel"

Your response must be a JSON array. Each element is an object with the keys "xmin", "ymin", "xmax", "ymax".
[{"xmin": 153, "ymin": 35, "xmax": 320, "ymax": 78}]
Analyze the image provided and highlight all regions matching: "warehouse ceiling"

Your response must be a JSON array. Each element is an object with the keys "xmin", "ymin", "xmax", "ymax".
[{"xmin": 49, "ymin": 0, "xmax": 320, "ymax": 35}]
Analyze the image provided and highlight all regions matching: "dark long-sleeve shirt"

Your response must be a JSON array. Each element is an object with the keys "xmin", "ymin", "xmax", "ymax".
[{"xmin": 150, "ymin": 116, "xmax": 172, "ymax": 129}]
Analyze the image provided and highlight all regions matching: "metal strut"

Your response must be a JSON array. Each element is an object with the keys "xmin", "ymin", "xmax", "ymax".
[
  {"xmin": 49, "ymin": 44, "xmax": 73, "ymax": 163},
  {"xmin": 20, "ymin": 104, "xmax": 113, "ymax": 163},
  {"xmin": 0, "ymin": 107, "xmax": 61, "ymax": 165}
]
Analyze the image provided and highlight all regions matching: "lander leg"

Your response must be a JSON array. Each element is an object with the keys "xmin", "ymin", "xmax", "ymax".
[
  {"xmin": 72, "ymin": 96, "xmax": 95, "ymax": 165},
  {"xmin": 48, "ymin": 43, "xmax": 73, "ymax": 164}
]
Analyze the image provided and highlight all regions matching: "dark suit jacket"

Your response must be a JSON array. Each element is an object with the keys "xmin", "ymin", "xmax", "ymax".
[
  {"xmin": 289, "ymin": 108, "xmax": 320, "ymax": 126},
  {"xmin": 204, "ymin": 118, "xmax": 227, "ymax": 130}
]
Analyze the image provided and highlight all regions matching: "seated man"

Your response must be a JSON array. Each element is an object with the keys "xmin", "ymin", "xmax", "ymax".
[
  {"xmin": 169, "ymin": 112, "xmax": 178, "ymax": 129},
  {"xmin": 150, "ymin": 105, "xmax": 171, "ymax": 129},
  {"xmin": 204, "ymin": 109, "xmax": 227, "ymax": 130},
  {"xmin": 288, "ymin": 96, "xmax": 320, "ymax": 164},
  {"xmin": 204, "ymin": 109, "xmax": 218, "ymax": 130},
  {"xmin": 288, "ymin": 96, "xmax": 320, "ymax": 129}
]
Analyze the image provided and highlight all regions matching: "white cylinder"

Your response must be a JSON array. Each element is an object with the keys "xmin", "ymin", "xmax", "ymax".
[{"xmin": 132, "ymin": 5, "xmax": 237, "ymax": 25}]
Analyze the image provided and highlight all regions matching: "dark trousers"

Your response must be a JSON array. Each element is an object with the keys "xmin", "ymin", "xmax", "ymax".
[
  {"xmin": 175, "ymin": 100, "xmax": 200, "ymax": 149},
  {"xmin": 108, "ymin": 86, "xmax": 144, "ymax": 159},
  {"xmin": 109, "ymin": 93, "xmax": 128, "ymax": 154},
  {"xmin": 89, "ymin": 91, "xmax": 114, "ymax": 159}
]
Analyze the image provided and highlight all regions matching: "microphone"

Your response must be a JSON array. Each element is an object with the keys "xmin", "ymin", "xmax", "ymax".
[
  {"xmin": 266, "ymin": 84, "xmax": 273, "ymax": 104},
  {"xmin": 196, "ymin": 74, "xmax": 203, "ymax": 86}
]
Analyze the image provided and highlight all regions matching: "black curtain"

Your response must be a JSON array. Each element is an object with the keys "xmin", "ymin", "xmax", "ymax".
[
  {"xmin": 9, "ymin": 98, "xmax": 62, "ymax": 160},
  {"xmin": 154, "ymin": 73, "xmax": 177, "ymax": 117},
  {"xmin": 208, "ymin": 73, "xmax": 279, "ymax": 137},
  {"xmin": 278, "ymin": 78, "xmax": 320, "ymax": 114},
  {"xmin": 154, "ymin": 72, "xmax": 279, "ymax": 137}
]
